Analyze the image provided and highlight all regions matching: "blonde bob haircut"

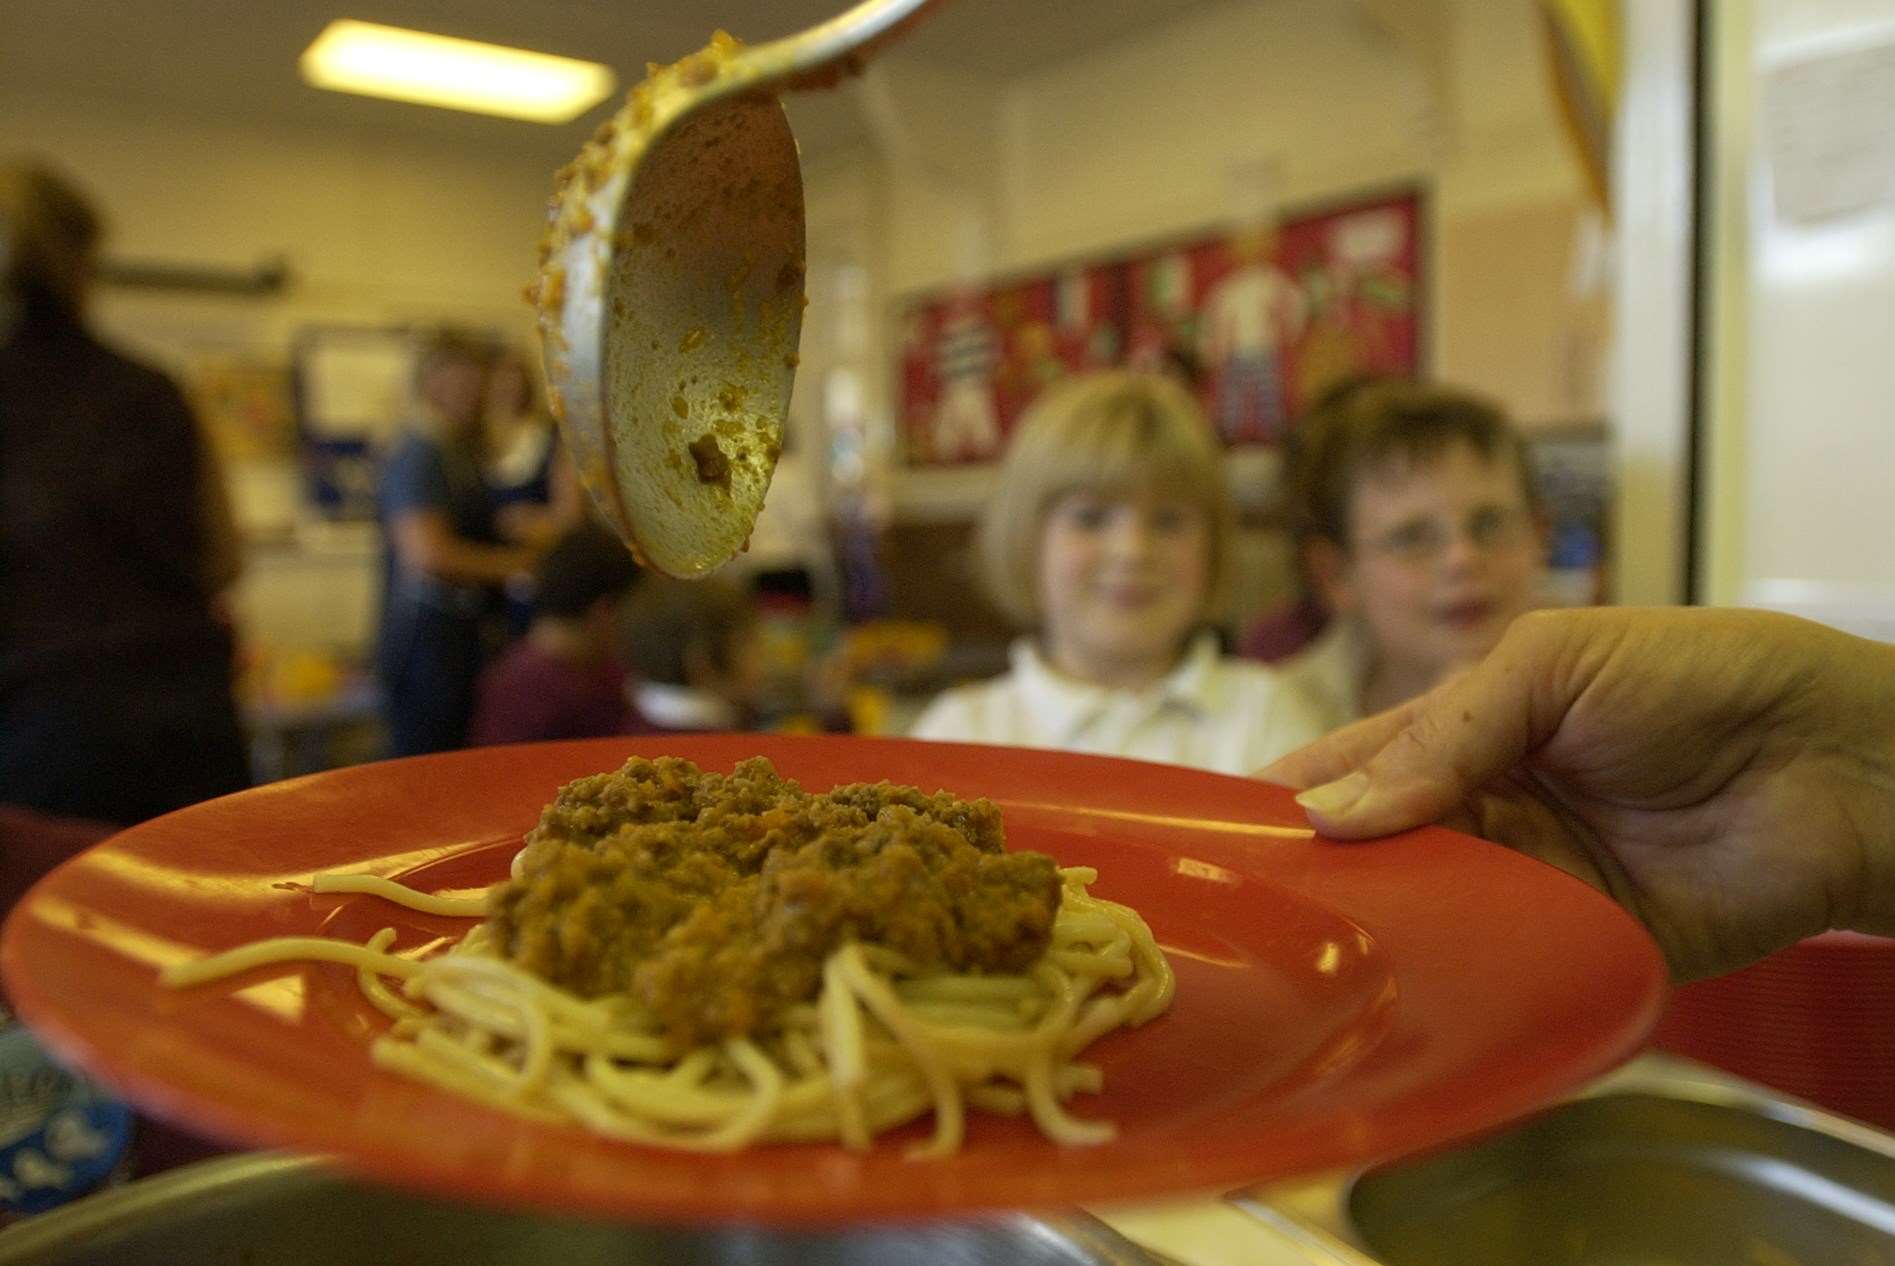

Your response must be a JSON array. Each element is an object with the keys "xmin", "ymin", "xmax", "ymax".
[{"xmin": 976, "ymin": 370, "xmax": 1234, "ymax": 628}]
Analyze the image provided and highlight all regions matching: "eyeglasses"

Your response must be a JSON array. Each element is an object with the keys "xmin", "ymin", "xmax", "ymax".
[{"xmin": 1357, "ymin": 505, "xmax": 1533, "ymax": 565}]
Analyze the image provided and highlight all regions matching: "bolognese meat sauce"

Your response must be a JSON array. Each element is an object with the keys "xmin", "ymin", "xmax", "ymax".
[{"xmin": 488, "ymin": 757, "xmax": 1061, "ymax": 1051}]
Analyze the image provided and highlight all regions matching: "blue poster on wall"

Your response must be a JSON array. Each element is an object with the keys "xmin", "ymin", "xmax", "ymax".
[{"xmin": 292, "ymin": 327, "xmax": 418, "ymax": 520}]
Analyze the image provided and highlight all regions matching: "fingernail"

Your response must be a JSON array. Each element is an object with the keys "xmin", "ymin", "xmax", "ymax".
[{"xmin": 1295, "ymin": 771, "xmax": 1369, "ymax": 818}]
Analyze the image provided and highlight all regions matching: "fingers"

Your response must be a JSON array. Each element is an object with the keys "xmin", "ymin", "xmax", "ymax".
[
  {"xmin": 1269, "ymin": 619, "xmax": 1560, "ymax": 839},
  {"xmin": 1257, "ymin": 700, "xmax": 1420, "ymax": 790}
]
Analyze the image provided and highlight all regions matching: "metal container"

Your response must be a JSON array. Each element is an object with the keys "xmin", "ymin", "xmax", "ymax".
[
  {"xmin": 0, "ymin": 1153, "xmax": 1168, "ymax": 1266},
  {"xmin": 1233, "ymin": 1056, "xmax": 1895, "ymax": 1266}
]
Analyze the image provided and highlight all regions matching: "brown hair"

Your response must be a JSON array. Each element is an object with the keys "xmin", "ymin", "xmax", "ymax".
[
  {"xmin": 975, "ymin": 371, "xmax": 1233, "ymax": 627},
  {"xmin": 489, "ymin": 344, "xmax": 544, "ymax": 417},
  {"xmin": 618, "ymin": 575, "xmax": 754, "ymax": 685},
  {"xmin": 412, "ymin": 326, "xmax": 497, "ymax": 389},
  {"xmin": 532, "ymin": 523, "xmax": 640, "ymax": 619},
  {"xmin": 1283, "ymin": 376, "xmax": 1537, "ymax": 548},
  {"xmin": 0, "ymin": 161, "xmax": 103, "ymax": 314}
]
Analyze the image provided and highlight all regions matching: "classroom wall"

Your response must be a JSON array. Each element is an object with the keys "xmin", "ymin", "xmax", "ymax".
[
  {"xmin": 0, "ymin": 90, "xmax": 556, "ymax": 354},
  {"xmin": 0, "ymin": 85, "xmax": 573, "ymax": 659},
  {"xmin": 844, "ymin": 0, "xmax": 1600, "ymax": 632},
  {"xmin": 863, "ymin": 0, "xmax": 1597, "ymax": 525},
  {"xmin": 2, "ymin": 0, "xmax": 1598, "ymax": 654}
]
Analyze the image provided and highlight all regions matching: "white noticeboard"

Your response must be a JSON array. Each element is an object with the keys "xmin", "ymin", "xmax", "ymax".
[
  {"xmin": 298, "ymin": 331, "xmax": 416, "ymax": 445},
  {"xmin": 1722, "ymin": 6, "xmax": 1895, "ymax": 642},
  {"xmin": 1763, "ymin": 38, "xmax": 1895, "ymax": 225},
  {"xmin": 294, "ymin": 327, "xmax": 419, "ymax": 520}
]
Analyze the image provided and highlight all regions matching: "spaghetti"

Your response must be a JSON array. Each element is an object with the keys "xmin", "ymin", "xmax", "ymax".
[{"xmin": 160, "ymin": 757, "xmax": 1174, "ymax": 1156}]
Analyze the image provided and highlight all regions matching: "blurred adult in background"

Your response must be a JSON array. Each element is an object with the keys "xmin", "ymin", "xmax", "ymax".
[
  {"xmin": 0, "ymin": 160, "xmax": 250, "ymax": 825},
  {"xmin": 909, "ymin": 371, "xmax": 1320, "ymax": 774},
  {"xmin": 483, "ymin": 344, "xmax": 582, "ymax": 634},
  {"xmin": 620, "ymin": 576, "xmax": 762, "ymax": 735},
  {"xmin": 469, "ymin": 524, "xmax": 640, "ymax": 746},
  {"xmin": 374, "ymin": 329, "xmax": 540, "ymax": 756},
  {"xmin": 1271, "ymin": 376, "xmax": 1545, "ymax": 733},
  {"xmin": 484, "ymin": 347, "xmax": 567, "ymax": 527}
]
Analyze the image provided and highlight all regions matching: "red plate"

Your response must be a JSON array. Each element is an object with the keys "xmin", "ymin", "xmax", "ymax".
[{"xmin": 0, "ymin": 735, "xmax": 1663, "ymax": 1223}]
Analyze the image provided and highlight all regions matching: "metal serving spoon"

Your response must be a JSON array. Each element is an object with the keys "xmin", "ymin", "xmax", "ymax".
[{"xmin": 534, "ymin": 0, "xmax": 942, "ymax": 578}]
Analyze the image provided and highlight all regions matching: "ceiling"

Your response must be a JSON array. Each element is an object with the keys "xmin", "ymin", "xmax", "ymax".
[{"xmin": 0, "ymin": 0, "xmax": 1233, "ymax": 162}]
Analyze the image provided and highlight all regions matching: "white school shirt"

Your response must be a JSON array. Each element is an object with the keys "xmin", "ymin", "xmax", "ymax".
[
  {"xmin": 1271, "ymin": 619, "xmax": 1370, "ymax": 739},
  {"xmin": 908, "ymin": 634, "xmax": 1326, "ymax": 776},
  {"xmin": 628, "ymin": 682, "xmax": 741, "ymax": 731}
]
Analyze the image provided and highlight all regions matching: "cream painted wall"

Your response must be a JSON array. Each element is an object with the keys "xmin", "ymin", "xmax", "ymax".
[
  {"xmin": 1016, "ymin": 0, "xmax": 1586, "ymax": 387},
  {"xmin": 910, "ymin": 0, "xmax": 1585, "ymax": 290},
  {"xmin": 6, "ymin": 1, "xmax": 1588, "ymax": 437},
  {"xmin": 995, "ymin": 0, "xmax": 1433, "ymax": 272},
  {"xmin": 0, "ymin": 90, "xmax": 557, "ymax": 357},
  {"xmin": 5, "ymin": 0, "xmax": 1593, "ymax": 652},
  {"xmin": 864, "ymin": 0, "xmax": 1595, "ymax": 525},
  {"xmin": 1, "ymin": 86, "xmax": 567, "ymax": 657}
]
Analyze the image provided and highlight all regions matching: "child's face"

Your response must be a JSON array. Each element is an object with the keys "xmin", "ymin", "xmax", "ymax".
[
  {"xmin": 1320, "ymin": 443, "xmax": 1542, "ymax": 682},
  {"xmin": 1037, "ymin": 485, "xmax": 1211, "ymax": 687},
  {"xmin": 487, "ymin": 358, "xmax": 531, "ymax": 420},
  {"xmin": 716, "ymin": 624, "xmax": 765, "ymax": 707},
  {"xmin": 422, "ymin": 356, "xmax": 489, "ymax": 432}
]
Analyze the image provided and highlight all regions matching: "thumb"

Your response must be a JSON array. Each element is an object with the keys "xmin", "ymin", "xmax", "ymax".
[
  {"xmin": 1257, "ymin": 696, "xmax": 1422, "ymax": 791},
  {"xmin": 1291, "ymin": 652, "xmax": 1539, "ymax": 839}
]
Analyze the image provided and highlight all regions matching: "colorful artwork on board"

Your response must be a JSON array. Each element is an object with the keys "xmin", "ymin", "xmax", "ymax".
[
  {"xmin": 899, "ymin": 189, "xmax": 1423, "ymax": 464},
  {"xmin": 292, "ymin": 326, "xmax": 421, "ymax": 520},
  {"xmin": 183, "ymin": 354, "xmax": 297, "ymax": 463}
]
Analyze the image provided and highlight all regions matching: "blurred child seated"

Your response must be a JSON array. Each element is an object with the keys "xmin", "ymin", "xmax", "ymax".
[
  {"xmin": 620, "ymin": 575, "xmax": 762, "ymax": 735},
  {"xmin": 469, "ymin": 524, "xmax": 639, "ymax": 745},
  {"xmin": 1275, "ymin": 376, "xmax": 1545, "ymax": 730},
  {"xmin": 908, "ymin": 371, "xmax": 1320, "ymax": 774}
]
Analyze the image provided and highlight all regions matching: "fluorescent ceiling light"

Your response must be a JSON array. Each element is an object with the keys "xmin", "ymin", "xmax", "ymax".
[{"xmin": 300, "ymin": 19, "xmax": 615, "ymax": 123}]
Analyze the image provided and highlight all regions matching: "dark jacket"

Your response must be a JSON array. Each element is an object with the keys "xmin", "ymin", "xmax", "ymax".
[{"xmin": 0, "ymin": 290, "xmax": 248, "ymax": 822}]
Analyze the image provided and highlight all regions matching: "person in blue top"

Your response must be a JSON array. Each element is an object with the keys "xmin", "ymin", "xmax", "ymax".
[
  {"xmin": 374, "ymin": 329, "xmax": 541, "ymax": 756},
  {"xmin": 482, "ymin": 344, "xmax": 582, "ymax": 637}
]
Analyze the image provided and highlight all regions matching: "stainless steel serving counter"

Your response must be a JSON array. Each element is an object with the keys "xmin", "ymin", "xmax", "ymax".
[{"xmin": 1, "ymin": 1055, "xmax": 1887, "ymax": 1265}]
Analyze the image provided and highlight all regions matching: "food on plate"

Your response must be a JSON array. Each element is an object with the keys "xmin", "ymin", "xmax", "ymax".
[{"xmin": 162, "ymin": 757, "xmax": 1174, "ymax": 1156}]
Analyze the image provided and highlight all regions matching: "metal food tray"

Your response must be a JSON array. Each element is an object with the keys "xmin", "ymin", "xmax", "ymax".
[
  {"xmin": 1229, "ymin": 1054, "xmax": 1895, "ymax": 1265},
  {"xmin": 0, "ymin": 1152, "xmax": 1176, "ymax": 1266}
]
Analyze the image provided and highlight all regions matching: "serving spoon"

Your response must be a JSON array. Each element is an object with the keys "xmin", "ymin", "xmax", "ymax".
[{"xmin": 534, "ymin": 0, "xmax": 942, "ymax": 578}]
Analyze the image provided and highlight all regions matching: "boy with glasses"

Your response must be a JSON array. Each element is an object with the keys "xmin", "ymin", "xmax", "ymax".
[{"xmin": 1274, "ymin": 378, "xmax": 1546, "ymax": 734}]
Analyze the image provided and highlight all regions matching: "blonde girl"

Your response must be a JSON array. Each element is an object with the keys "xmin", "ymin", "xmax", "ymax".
[{"xmin": 910, "ymin": 371, "xmax": 1318, "ymax": 774}]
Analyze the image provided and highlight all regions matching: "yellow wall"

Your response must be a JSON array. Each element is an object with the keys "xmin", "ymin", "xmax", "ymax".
[
  {"xmin": 2, "ymin": 0, "xmax": 1599, "ymax": 651},
  {"xmin": 0, "ymin": 87, "xmax": 573, "ymax": 657},
  {"xmin": 855, "ymin": 0, "xmax": 1599, "ymax": 528}
]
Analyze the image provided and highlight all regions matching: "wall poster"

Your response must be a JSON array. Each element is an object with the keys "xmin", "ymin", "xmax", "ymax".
[
  {"xmin": 898, "ymin": 188, "xmax": 1424, "ymax": 465},
  {"xmin": 292, "ymin": 326, "xmax": 419, "ymax": 520}
]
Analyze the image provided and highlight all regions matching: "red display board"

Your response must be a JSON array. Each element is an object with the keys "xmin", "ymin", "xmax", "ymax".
[{"xmin": 900, "ymin": 188, "xmax": 1423, "ymax": 465}]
